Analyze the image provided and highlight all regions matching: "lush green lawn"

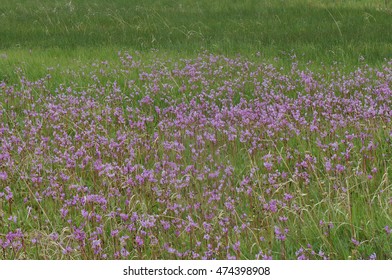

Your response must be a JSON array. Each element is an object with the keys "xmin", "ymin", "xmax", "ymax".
[{"xmin": 1, "ymin": 0, "xmax": 392, "ymax": 83}]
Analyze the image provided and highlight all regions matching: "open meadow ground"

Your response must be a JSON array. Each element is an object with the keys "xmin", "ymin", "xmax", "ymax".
[{"xmin": 0, "ymin": 0, "xmax": 392, "ymax": 259}]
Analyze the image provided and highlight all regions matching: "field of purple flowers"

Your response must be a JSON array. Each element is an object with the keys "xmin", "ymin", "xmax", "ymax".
[{"xmin": 0, "ymin": 52, "xmax": 391, "ymax": 259}]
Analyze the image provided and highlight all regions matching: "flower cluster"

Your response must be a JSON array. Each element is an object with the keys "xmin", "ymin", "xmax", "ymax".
[{"xmin": 0, "ymin": 52, "xmax": 391, "ymax": 259}]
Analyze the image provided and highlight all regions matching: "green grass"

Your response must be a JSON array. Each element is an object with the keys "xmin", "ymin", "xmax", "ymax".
[
  {"xmin": 0, "ymin": 0, "xmax": 392, "ymax": 260},
  {"xmin": 1, "ymin": 0, "xmax": 392, "ymax": 84}
]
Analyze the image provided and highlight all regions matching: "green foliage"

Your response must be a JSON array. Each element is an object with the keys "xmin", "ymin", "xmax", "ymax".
[{"xmin": 0, "ymin": 0, "xmax": 391, "ymax": 70}]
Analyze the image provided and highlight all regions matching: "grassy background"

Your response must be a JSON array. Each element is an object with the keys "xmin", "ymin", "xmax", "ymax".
[{"xmin": 0, "ymin": 0, "xmax": 392, "ymax": 83}]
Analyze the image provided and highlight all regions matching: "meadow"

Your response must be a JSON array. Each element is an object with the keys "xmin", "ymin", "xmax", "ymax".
[{"xmin": 0, "ymin": 0, "xmax": 391, "ymax": 259}]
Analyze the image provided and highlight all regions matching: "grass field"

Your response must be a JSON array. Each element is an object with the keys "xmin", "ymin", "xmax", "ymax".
[
  {"xmin": 0, "ymin": 0, "xmax": 391, "ymax": 260},
  {"xmin": 1, "ymin": 0, "xmax": 392, "ymax": 81}
]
